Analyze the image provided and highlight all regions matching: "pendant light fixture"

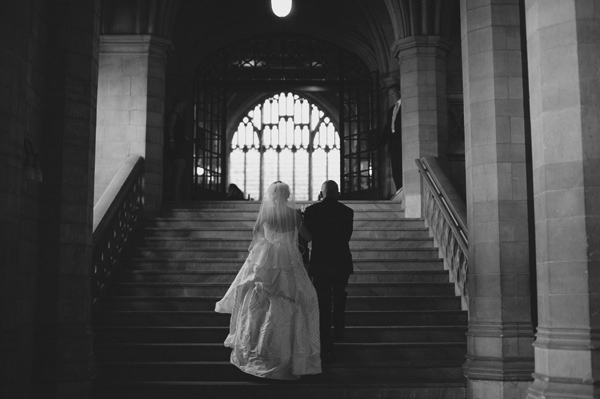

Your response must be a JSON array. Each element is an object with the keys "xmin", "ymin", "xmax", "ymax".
[{"xmin": 271, "ymin": 0, "xmax": 292, "ymax": 17}]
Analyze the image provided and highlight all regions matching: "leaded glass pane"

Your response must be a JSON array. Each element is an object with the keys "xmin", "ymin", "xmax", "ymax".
[
  {"xmin": 263, "ymin": 126, "xmax": 272, "ymax": 147},
  {"xmin": 229, "ymin": 149, "xmax": 245, "ymax": 187},
  {"xmin": 245, "ymin": 149, "xmax": 260, "ymax": 199},
  {"xmin": 302, "ymin": 101, "xmax": 309, "ymax": 124},
  {"xmin": 271, "ymin": 126, "xmax": 280, "ymax": 146},
  {"xmin": 263, "ymin": 150, "xmax": 278, "ymax": 187},
  {"xmin": 279, "ymin": 149, "xmax": 294, "ymax": 187},
  {"xmin": 312, "ymin": 148, "xmax": 328, "ymax": 198},
  {"xmin": 294, "ymin": 148, "xmax": 309, "ymax": 200},
  {"xmin": 301, "ymin": 126, "xmax": 309, "ymax": 147}
]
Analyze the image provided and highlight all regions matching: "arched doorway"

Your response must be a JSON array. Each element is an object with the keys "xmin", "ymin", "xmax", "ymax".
[
  {"xmin": 193, "ymin": 33, "xmax": 379, "ymax": 200},
  {"xmin": 230, "ymin": 92, "xmax": 340, "ymax": 201}
]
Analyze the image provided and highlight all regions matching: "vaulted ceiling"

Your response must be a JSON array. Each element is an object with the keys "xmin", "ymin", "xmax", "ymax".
[
  {"xmin": 101, "ymin": 0, "xmax": 460, "ymax": 80},
  {"xmin": 100, "ymin": 0, "xmax": 461, "ymax": 132}
]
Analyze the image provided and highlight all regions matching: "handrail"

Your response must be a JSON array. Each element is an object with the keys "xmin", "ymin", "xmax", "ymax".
[
  {"xmin": 416, "ymin": 156, "xmax": 469, "ymax": 310},
  {"xmin": 92, "ymin": 156, "xmax": 145, "ymax": 306}
]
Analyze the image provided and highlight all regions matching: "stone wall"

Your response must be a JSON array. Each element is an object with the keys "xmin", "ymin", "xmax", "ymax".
[
  {"xmin": 95, "ymin": 35, "xmax": 171, "ymax": 215},
  {"xmin": 0, "ymin": 1, "xmax": 47, "ymax": 396},
  {"xmin": 0, "ymin": 1, "xmax": 100, "ymax": 398}
]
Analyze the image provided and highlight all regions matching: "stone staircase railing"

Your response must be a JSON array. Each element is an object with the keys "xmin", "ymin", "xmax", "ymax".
[
  {"xmin": 416, "ymin": 156, "xmax": 469, "ymax": 311},
  {"xmin": 92, "ymin": 155, "xmax": 145, "ymax": 306}
]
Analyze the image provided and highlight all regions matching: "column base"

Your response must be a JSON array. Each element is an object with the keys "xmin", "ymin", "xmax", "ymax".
[
  {"xmin": 468, "ymin": 379, "xmax": 531, "ymax": 399},
  {"xmin": 527, "ymin": 374, "xmax": 595, "ymax": 399},
  {"xmin": 463, "ymin": 354, "xmax": 534, "ymax": 399}
]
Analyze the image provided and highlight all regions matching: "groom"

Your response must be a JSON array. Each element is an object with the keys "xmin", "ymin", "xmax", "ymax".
[{"xmin": 303, "ymin": 180, "xmax": 354, "ymax": 363}]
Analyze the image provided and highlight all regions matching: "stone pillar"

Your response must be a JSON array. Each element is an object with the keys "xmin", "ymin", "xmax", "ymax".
[
  {"xmin": 460, "ymin": 0, "xmax": 535, "ymax": 398},
  {"xmin": 95, "ymin": 35, "xmax": 171, "ymax": 215},
  {"xmin": 0, "ymin": 1, "xmax": 40, "ymax": 397},
  {"xmin": 526, "ymin": 1, "xmax": 600, "ymax": 398},
  {"xmin": 393, "ymin": 36, "xmax": 449, "ymax": 217},
  {"xmin": 33, "ymin": 1, "xmax": 100, "ymax": 398}
]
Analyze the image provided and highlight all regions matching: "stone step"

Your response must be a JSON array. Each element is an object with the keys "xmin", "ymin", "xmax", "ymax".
[
  {"xmin": 131, "ymin": 237, "xmax": 435, "ymax": 250},
  {"xmin": 94, "ymin": 325, "xmax": 467, "ymax": 344},
  {"xmin": 124, "ymin": 258, "xmax": 446, "ymax": 271},
  {"xmin": 140, "ymin": 227, "xmax": 253, "ymax": 238},
  {"xmin": 97, "ymin": 295, "xmax": 463, "ymax": 312},
  {"xmin": 140, "ymin": 227, "xmax": 432, "ymax": 240},
  {"xmin": 162, "ymin": 200, "xmax": 406, "ymax": 212},
  {"xmin": 128, "ymin": 248, "xmax": 441, "ymax": 260},
  {"xmin": 110, "ymin": 282, "xmax": 456, "ymax": 297},
  {"xmin": 143, "ymin": 219, "xmax": 426, "ymax": 230},
  {"xmin": 95, "ymin": 310, "xmax": 468, "ymax": 327},
  {"xmin": 158, "ymin": 209, "xmax": 407, "ymax": 220},
  {"xmin": 95, "ymin": 342, "xmax": 466, "ymax": 363},
  {"xmin": 114, "ymin": 270, "xmax": 450, "ymax": 284},
  {"xmin": 148, "ymin": 211, "xmax": 409, "ymax": 221},
  {"xmin": 351, "ymin": 228, "xmax": 431, "ymax": 239},
  {"xmin": 95, "ymin": 383, "xmax": 465, "ymax": 399},
  {"xmin": 95, "ymin": 360, "xmax": 465, "ymax": 384}
]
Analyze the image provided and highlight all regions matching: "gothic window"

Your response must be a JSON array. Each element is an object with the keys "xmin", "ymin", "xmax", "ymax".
[{"xmin": 230, "ymin": 92, "xmax": 340, "ymax": 201}]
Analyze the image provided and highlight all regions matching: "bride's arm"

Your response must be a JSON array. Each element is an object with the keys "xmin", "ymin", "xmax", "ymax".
[
  {"xmin": 299, "ymin": 222, "xmax": 311, "ymax": 242},
  {"xmin": 249, "ymin": 215, "xmax": 265, "ymax": 251}
]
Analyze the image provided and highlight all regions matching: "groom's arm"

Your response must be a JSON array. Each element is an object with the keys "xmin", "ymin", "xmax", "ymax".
[
  {"xmin": 298, "ymin": 211, "xmax": 312, "ymax": 242},
  {"xmin": 303, "ymin": 206, "xmax": 316, "ymax": 237},
  {"xmin": 341, "ymin": 208, "xmax": 354, "ymax": 242}
]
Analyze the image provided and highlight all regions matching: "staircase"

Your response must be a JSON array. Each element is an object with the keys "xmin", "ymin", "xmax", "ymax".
[{"xmin": 93, "ymin": 201, "xmax": 467, "ymax": 399}]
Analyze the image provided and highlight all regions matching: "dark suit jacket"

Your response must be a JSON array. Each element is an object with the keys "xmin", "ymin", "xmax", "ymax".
[
  {"xmin": 380, "ymin": 104, "xmax": 402, "ymax": 147},
  {"xmin": 304, "ymin": 197, "xmax": 354, "ymax": 277},
  {"xmin": 380, "ymin": 104, "xmax": 403, "ymax": 188}
]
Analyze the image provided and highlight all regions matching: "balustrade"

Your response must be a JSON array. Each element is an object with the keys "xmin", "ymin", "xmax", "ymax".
[
  {"xmin": 416, "ymin": 156, "xmax": 468, "ymax": 310},
  {"xmin": 92, "ymin": 156, "xmax": 144, "ymax": 306}
]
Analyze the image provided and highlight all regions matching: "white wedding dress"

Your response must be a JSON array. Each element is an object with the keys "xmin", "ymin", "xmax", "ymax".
[{"xmin": 215, "ymin": 223, "xmax": 322, "ymax": 380}]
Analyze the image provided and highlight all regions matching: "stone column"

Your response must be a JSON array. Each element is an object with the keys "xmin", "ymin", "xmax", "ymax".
[
  {"xmin": 33, "ymin": 1, "xmax": 100, "ymax": 397},
  {"xmin": 526, "ymin": 1, "xmax": 600, "ymax": 398},
  {"xmin": 0, "ymin": 1, "xmax": 41, "ymax": 397},
  {"xmin": 95, "ymin": 35, "xmax": 171, "ymax": 215},
  {"xmin": 460, "ymin": 0, "xmax": 535, "ymax": 398},
  {"xmin": 393, "ymin": 36, "xmax": 449, "ymax": 218}
]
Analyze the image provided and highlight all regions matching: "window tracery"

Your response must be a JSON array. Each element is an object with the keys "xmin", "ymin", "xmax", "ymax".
[{"xmin": 230, "ymin": 92, "xmax": 340, "ymax": 201}]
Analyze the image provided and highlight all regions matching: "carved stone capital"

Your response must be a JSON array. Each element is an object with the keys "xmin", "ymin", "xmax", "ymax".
[
  {"xmin": 392, "ymin": 36, "xmax": 450, "ymax": 61},
  {"xmin": 100, "ymin": 34, "xmax": 173, "ymax": 62},
  {"xmin": 381, "ymin": 75, "xmax": 399, "ymax": 90}
]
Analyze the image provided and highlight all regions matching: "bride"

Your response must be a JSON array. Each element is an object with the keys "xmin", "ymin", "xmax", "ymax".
[{"xmin": 215, "ymin": 181, "xmax": 322, "ymax": 380}]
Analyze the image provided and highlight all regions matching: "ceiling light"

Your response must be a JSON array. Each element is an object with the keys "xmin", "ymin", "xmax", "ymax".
[{"xmin": 271, "ymin": 0, "xmax": 292, "ymax": 17}]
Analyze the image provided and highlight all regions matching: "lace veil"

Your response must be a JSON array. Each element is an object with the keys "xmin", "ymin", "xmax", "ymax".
[{"xmin": 249, "ymin": 181, "xmax": 301, "ymax": 250}]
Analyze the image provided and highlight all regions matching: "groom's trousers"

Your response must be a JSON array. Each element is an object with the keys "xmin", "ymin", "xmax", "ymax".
[{"xmin": 313, "ymin": 272, "xmax": 350, "ymax": 354}]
